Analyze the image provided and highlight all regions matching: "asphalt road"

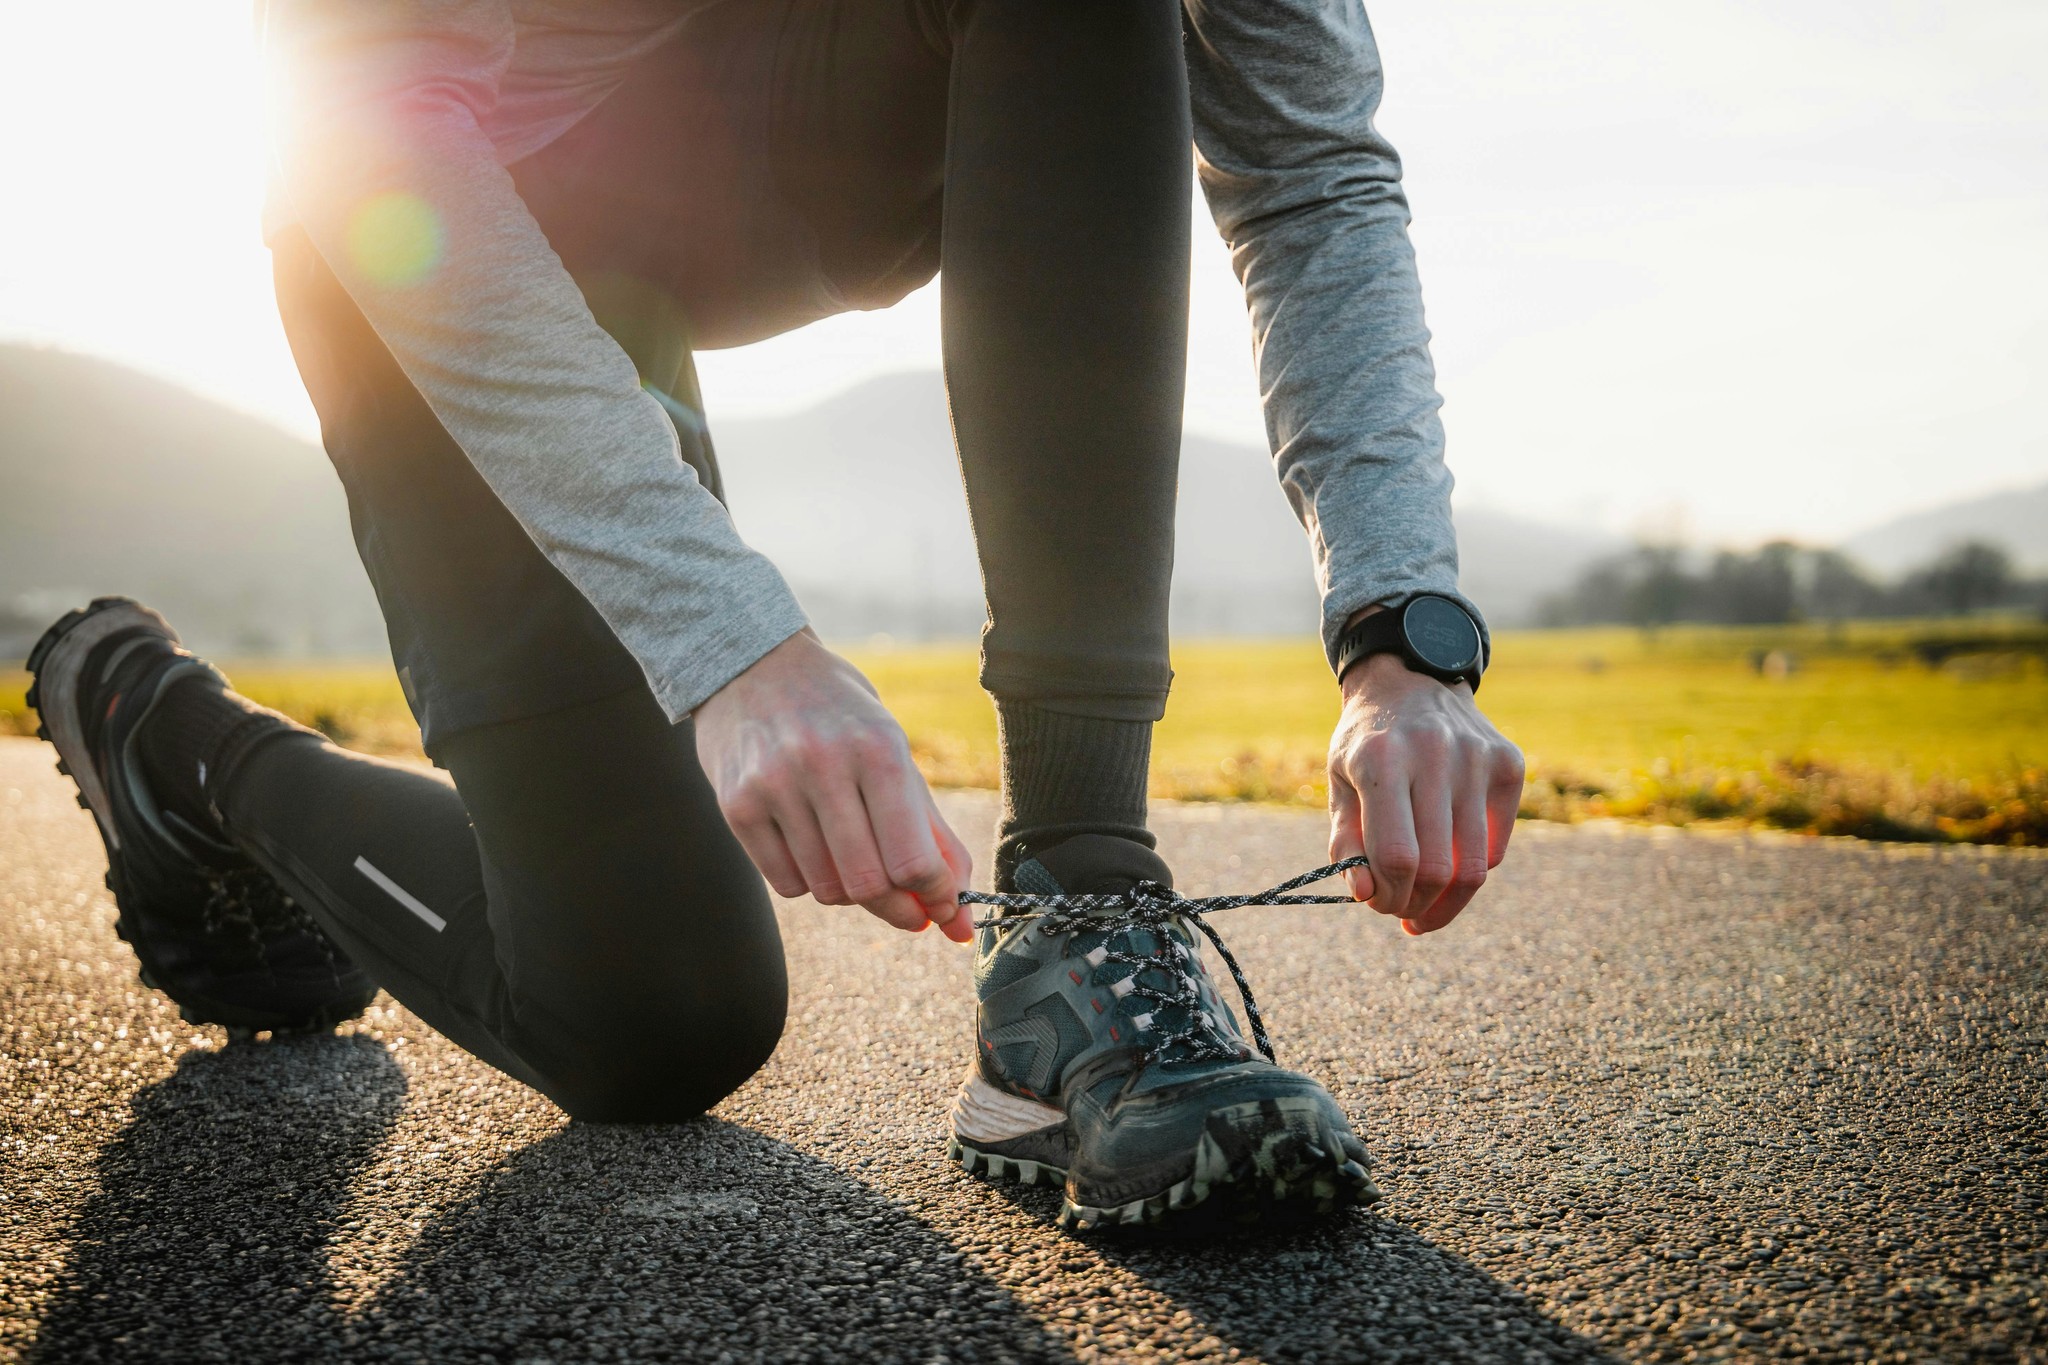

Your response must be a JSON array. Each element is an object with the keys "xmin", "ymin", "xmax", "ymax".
[{"xmin": 2, "ymin": 734, "xmax": 2044, "ymax": 1364}]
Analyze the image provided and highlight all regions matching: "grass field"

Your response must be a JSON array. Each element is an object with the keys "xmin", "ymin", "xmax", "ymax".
[{"xmin": 4, "ymin": 621, "xmax": 2043, "ymax": 845}]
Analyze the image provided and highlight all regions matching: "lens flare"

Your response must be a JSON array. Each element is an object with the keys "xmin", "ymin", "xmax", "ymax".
[{"xmin": 346, "ymin": 191, "xmax": 443, "ymax": 287}]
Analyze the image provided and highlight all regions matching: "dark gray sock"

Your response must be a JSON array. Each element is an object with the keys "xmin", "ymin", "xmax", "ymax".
[
  {"xmin": 138, "ymin": 675, "xmax": 308, "ymax": 830},
  {"xmin": 993, "ymin": 700, "xmax": 1154, "ymax": 889}
]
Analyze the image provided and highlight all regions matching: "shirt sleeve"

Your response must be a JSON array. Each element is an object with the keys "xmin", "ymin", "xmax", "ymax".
[
  {"xmin": 1183, "ymin": 0, "xmax": 1489, "ymax": 671},
  {"xmin": 260, "ymin": 0, "xmax": 808, "ymax": 720}
]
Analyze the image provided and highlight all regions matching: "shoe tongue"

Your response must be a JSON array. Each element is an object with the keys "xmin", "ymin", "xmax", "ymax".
[
  {"xmin": 1022, "ymin": 837, "xmax": 1244, "ymax": 1068},
  {"xmin": 1014, "ymin": 834, "xmax": 1173, "ymax": 898}
]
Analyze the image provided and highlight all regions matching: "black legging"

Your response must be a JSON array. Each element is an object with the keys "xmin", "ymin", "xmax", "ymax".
[
  {"xmin": 245, "ymin": 0, "xmax": 1191, "ymax": 1120},
  {"xmin": 225, "ymin": 697, "xmax": 778, "ymax": 1123}
]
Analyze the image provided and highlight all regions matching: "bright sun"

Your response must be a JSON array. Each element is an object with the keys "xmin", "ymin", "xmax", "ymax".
[
  {"xmin": 0, "ymin": 4, "xmax": 318, "ymax": 436},
  {"xmin": 0, "ymin": 3, "xmax": 1263, "ymax": 451}
]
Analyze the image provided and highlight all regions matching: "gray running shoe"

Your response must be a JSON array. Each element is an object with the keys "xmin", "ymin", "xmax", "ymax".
[{"xmin": 948, "ymin": 834, "xmax": 1378, "ymax": 1231}]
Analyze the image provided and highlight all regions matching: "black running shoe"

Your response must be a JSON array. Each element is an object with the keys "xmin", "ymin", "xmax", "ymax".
[{"xmin": 26, "ymin": 597, "xmax": 376, "ymax": 1035}]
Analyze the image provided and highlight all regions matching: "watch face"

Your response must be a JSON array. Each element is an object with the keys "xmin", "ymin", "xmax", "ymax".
[{"xmin": 1403, "ymin": 596, "xmax": 1482, "ymax": 673}]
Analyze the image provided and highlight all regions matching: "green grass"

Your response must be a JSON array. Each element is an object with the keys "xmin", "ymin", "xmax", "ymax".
[
  {"xmin": 0, "ymin": 662, "xmax": 418, "ymax": 756},
  {"xmin": 5, "ymin": 621, "xmax": 2043, "ymax": 845},
  {"xmin": 857, "ymin": 623, "xmax": 2048, "ymax": 845},
  {"xmin": 1461, "ymin": 624, "xmax": 2047, "ymax": 846}
]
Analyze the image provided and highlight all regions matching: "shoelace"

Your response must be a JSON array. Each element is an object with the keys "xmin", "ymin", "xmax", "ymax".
[
  {"xmin": 200, "ymin": 866, "xmax": 341, "ymax": 975},
  {"xmin": 960, "ymin": 857, "xmax": 1369, "ymax": 1065}
]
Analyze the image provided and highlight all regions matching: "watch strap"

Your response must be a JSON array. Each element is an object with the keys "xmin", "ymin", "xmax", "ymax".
[
  {"xmin": 1334, "ymin": 598, "xmax": 1485, "ymax": 692},
  {"xmin": 1333, "ymin": 610, "xmax": 1409, "ymax": 682}
]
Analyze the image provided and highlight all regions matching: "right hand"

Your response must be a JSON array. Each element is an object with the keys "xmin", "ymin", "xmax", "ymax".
[{"xmin": 693, "ymin": 630, "xmax": 975, "ymax": 942}]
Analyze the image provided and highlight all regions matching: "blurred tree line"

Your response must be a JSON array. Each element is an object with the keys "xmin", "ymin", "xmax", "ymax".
[{"xmin": 1537, "ymin": 539, "xmax": 2047, "ymax": 628}]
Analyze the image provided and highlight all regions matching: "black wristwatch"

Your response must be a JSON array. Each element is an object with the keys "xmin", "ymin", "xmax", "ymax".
[{"xmin": 1334, "ymin": 594, "xmax": 1488, "ymax": 692}]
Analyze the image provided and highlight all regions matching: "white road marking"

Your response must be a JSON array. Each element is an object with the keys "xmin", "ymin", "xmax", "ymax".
[{"xmin": 352, "ymin": 857, "xmax": 446, "ymax": 932}]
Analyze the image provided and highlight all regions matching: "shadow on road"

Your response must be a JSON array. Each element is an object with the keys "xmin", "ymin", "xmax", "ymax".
[
  {"xmin": 30, "ymin": 1040, "xmax": 1073, "ymax": 1363},
  {"xmin": 31, "ymin": 1026, "xmax": 1612, "ymax": 1362},
  {"xmin": 983, "ymin": 1180, "xmax": 1617, "ymax": 1363},
  {"xmin": 28, "ymin": 1034, "xmax": 408, "ymax": 1363},
  {"xmin": 339, "ymin": 1121, "xmax": 1072, "ymax": 1361}
]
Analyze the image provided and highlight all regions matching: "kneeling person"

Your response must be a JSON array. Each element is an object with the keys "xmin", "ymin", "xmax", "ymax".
[{"xmin": 28, "ymin": 0, "xmax": 1522, "ymax": 1231}]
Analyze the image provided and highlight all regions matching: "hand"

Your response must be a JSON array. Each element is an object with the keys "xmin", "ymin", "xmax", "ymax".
[
  {"xmin": 1326, "ymin": 643, "xmax": 1525, "ymax": 936},
  {"xmin": 694, "ymin": 630, "xmax": 975, "ymax": 942}
]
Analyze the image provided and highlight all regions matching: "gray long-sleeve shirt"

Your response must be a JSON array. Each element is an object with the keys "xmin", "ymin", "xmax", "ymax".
[{"xmin": 261, "ymin": 0, "xmax": 1482, "ymax": 721}]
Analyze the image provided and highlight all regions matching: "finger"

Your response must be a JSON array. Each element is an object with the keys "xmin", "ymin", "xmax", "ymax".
[
  {"xmin": 866, "ymin": 885, "xmax": 936, "ymax": 934},
  {"xmin": 1408, "ymin": 757, "xmax": 1490, "ymax": 934},
  {"xmin": 1404, "ymin": 765, "xmax": 1455, "ymax": 924},
  {"xmin": 1356, "ymin": 752, "xmax": 1418, "ymax": 919},
  {"xmin": 726, "ymin": 801, "xmax": 809, "ymax": 900},
  {"xmin": 929, "ymin": 803, "xmax": 976, "ymax": 943},
  {"xmin": 813, "ymin": 781, "xmax": 929, "ymax": 933},
  {"xmin": 931, "ymin": 804, "xmax": 974, "ymax": 885},
  {"xmin": 859, "ymin": 764, "xmax": 961, "ymax": 922},
  {"xmin": 1327, "ymin": 769, "xmax": 1373, "ymax": 903},
  {"xmin": 771, "ymin": 800, "xmax": 846, "ymax": 905},
  {"xmin": 1485, "ymin": 742, "xmax": 1526, "ymax": 867}
]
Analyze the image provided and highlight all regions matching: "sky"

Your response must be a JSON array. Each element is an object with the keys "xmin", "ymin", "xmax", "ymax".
[{"xmin": 0, "ymin": 0, "xmax": 2042, "ymax": 547}]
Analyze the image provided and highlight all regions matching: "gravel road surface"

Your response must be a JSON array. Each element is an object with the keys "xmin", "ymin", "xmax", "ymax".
[{"xmin": 2, "ymin": 736, "xmax": 2043, "ymax": 1363}]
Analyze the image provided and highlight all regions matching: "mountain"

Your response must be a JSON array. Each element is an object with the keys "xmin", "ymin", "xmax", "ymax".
[
  {"xmin": 0, "ymin": 345, "xmax": 384, "ymax": 659},
  {"xmin": 1838, "ymin": 478, "xmax": 2048, "ymax": 576},
  {"xmin": 1, "ymin": 349, "xmax": 1615, "ymax": 663},
  {"xmin": 714, "ymin": 372, "xmax": 1338, "ymax": 638},
  {"xmin": 713, "ymin": 369, "xmax": 1616, "ymax": 634}
]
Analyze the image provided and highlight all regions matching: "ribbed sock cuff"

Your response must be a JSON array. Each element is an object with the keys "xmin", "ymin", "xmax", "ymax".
[
  {"xmin": 994, "ymin": 700, "xmax": 1153, "ymax": 888},
  {"xmin": 138, "ymin": 675, "xmax": 313, "ymax": 830}
]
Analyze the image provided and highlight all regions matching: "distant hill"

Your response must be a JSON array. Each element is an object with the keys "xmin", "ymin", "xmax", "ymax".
[
  {"xmin": 1839, "ymin": 478, "xmax": 2048, "ymax": 576},
  {"xmin": 715, "ymin": 371, "xmax": 1342, "ymax": 638},
  {"xmin": 715, "ymin": 369, "xmax": 1617, "ymax": 634},
  {"xmin": 0, "ymin": 345, "xmax": 384, "ymax": 660},
  {"xmin": 1456, "ymin": 505, "xmax": 1624, "ymax": 629},
  {"xmin": 0, "ymin": 348, "xmax": 1621, "ymax": 665}
]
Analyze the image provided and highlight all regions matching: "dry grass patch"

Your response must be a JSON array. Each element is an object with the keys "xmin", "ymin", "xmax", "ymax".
[{"xmin": 4, "ymin": 620, "xmax": 2042, "ymax": 846}]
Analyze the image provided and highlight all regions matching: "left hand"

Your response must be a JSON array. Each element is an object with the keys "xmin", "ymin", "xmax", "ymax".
[{"xmin": 1326, "ymin": 647, "xmax": 1525, "ymax": 936}]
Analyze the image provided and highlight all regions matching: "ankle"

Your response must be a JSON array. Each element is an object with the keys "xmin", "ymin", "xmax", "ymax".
[
  {"xmin": 993, "ymin": 701, "xmax": 1153, "ymax": 888},
  {"xmin": 137, "ymin": 674, "xmax": 307, "ymax": 832}
]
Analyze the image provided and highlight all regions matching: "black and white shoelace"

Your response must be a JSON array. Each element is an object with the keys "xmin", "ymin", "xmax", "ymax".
[{"xmin": 959, "ymin": 857, "xmax": 1369, "ymax": 1065}]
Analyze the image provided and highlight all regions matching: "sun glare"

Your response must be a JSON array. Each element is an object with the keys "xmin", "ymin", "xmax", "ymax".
[
  {"xmin": 0, "ymin": 3, "xmax": 318, "ymax": 438},
  {"xmin": 346, "ymin": 192, "xmax": 445, "ymax": 289},
  {"xmin": 0, "ymin": 1, "xmax": 2040, "ymax": 544}
]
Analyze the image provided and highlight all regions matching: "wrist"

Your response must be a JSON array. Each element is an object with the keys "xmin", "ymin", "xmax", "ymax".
[
  {"xmin": 1341, "ymin": 649, "xmax": 1471, "ymax": 702},
  {"xmin": 694, "ymin": 627, "xmax": 820, "ymax": 719}
]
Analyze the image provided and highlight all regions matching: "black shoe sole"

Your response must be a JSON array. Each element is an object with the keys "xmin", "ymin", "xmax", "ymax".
[
  {"xmin": 25, "ymin": 597, "xmax": 167, "ymax": 839},
  {"xmin": 952, "ymin": 1094, "xmax": 1380, "ymax": 1234}
]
